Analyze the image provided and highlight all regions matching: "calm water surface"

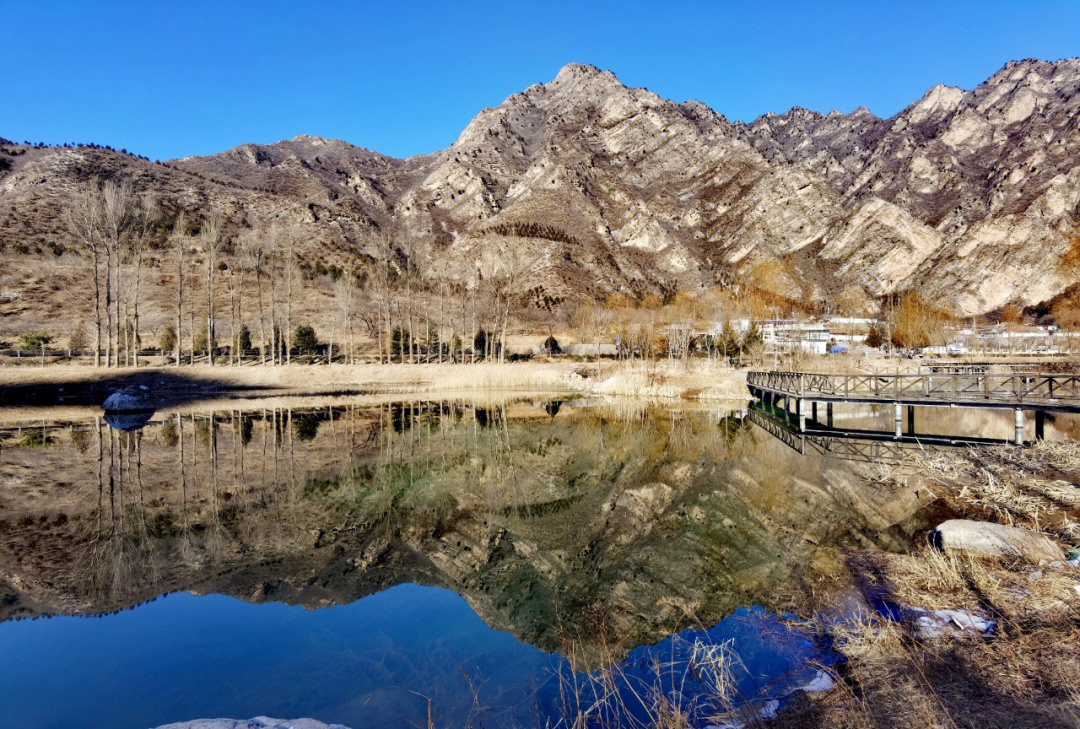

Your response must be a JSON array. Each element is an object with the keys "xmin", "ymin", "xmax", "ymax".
[{"xmin": 2, "ymin": 397, "xmax": 1073, "ymax": 728}]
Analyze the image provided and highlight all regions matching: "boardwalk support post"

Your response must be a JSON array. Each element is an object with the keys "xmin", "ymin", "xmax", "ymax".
[
  {"xmin": 894, "ymin": 402, "xmax": 903, "ymax": 439},
  {"xmin": 1035, "ymin": 410, "xmax": 1045, "ymax": 441},
  {"xmin": 826, "ymin": 402, "xmax": 833, "ymax": 428},
  {"xmin": 798, "ymin": 399, "xmax": 806, "ymax": 432},
  {"xmin": 812, "ymin": 401, "xmax": 818, "ymax": 422},
  {"xmin": 907, "ymin": 405, "xmax": 915, "ymax": 435},
  {"xmin": 1014, "ymin": 408, "xmax": 1024, "ymax": 446}
]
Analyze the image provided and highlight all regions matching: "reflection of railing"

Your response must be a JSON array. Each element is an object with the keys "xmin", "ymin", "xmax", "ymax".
[
  {"xmin": 747, "ymin": 370, "xmax": 1080, "ymax": 410},
  {"xmin": 803, "ymin": 436, "xmax": 938, "ymax": 464},
  {"xmin": 746, "ymin": 406, "xmax": 804, "ymax": 454},
  {"xmin": 746, "ymin": 403, "xmax": 1012, "ymax": 464}
]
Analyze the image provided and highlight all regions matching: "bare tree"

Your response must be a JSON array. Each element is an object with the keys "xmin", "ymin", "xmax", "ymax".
[
  {"xmin": 170, "ymin": 213, "xmax": 188, "ymax": 366},
  {"xmin": 101, "ymin": 180, "xmax": 136, "ymax": 367},
  {"xmin": 127, "ymin": 194, "xmax": 158, "ymax": 367},
  {"xmin": 333, "ymin": 274, "xmax": 359, "ymax": 365},
  {"xmin": 479, "ymin": 238, "xmax": 537, "ymax": 363},
  {"xmin": 370, "ymin": 233, "xmax": 395, "ymax": 364},
  {"xmin": 64, "ymin": 182, "xmax": 105, "ymax": 366},
  {"xmin": 398, "ymin": 235, "xmax": 423, "ymax": 364},
  {"xmin": 200, "ymin": 211, "xmax": 224, "ymax": 366},
  {"xmin": 281, "ymin": 224, "xmax": 300, "ymax": 365},
  {"xmin": 238, "ymin": 229, "xmax": 266, "ymax": 365}
]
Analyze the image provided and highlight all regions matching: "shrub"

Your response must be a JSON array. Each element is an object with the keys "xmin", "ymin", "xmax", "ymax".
[
  {"xmin": 159, "ymin": 325, "xmax": 177, "ymax": 353},
  {"xmin": 543, "ymin": 335, "xmax": 561, "ymax": 355},
  {"xmin": 235, "ymin": 324, "xmax": 251, "ymax": 352},
  {"xmin": 473, "ymin": 329, "xmax": 501, "ymax": 359},
  {"xmin": 68, "ymin": 325, "xmax": 88, "ymax": 352},
  {"xmin": 18, "ymin": 331, "xmax": 51, "ymax": 352},
  {"xmin": 391, "ymin": 326, "xmax": 411, "ymax": 360},
  {"xmin": 292, "ymin": 325, "xmax": 319, "ymax": 353},
  {"xmin": 193, "ymin": 326, "xmax": 217, "ymax": 353},
  {"xmin": 20, "ymin": 430, "xmax": 52, "ymax": 448},
  {"xmin": 865, "ymin": 326, "xmax": 883, "ymax": 349},
  {"xmin": 292, "ymin": 413, "xmax": 321, "ymax": 442}
]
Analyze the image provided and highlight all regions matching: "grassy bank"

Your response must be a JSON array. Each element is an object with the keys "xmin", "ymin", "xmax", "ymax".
[
  {"xmin": 535, "ymin": 442, "xmax": 1080, "ymax": 729},
  {"xmin": 762, "ymin": 442, "xmax": 1080, "ymax": 729}
]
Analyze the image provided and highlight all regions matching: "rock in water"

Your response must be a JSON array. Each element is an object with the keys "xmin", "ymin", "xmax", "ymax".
[
  {"xmin": 104, "ymin": 409, "xmax": 154, "ymax": 431},
  {"xmin": 155, "ymin": 719, "xmax": 351, "ymax": 729},
  {"xmin": 931, "ymin": 519, "xmax": 1064, "ymax": 563},
  {"xmin": 102, "ymin": 385, "xmax": 152, "ymax": 411}
]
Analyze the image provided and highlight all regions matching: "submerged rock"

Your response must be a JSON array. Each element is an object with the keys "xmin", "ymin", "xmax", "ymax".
[
  {"xmin": 103, "ymin": 385, "xmax": 153, "ymax": 412},
  {"xmin": 155, "ymin": 719, "xmax": 351, "ymax": 729},
  {"xmin": 931, "ymin": 519, "xmax": 1064, "ymax": 563},
  {"xmin": 103, "ymin": 409, "xmax": 153, "ymax": 431}
]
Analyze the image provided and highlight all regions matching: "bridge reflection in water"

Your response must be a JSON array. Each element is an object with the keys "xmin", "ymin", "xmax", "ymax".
[
  {"xmin": 745, "ymin": 400, "xmax": 1014, "ymax": 464},
  {"xmin": 745, "ymin": 370, "xmax": 1080, "ymax": 445}
]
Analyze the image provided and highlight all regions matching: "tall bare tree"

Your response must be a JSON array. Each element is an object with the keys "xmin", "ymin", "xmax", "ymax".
[
  {"xmin": 333, "ymin": 274, "xmax": 360, "ymax": 365},
  {"xmin": 480, "ymin": 239, "xmax": 537, "ymax": 363},
  {"xmin": 170, "ymin": 213, "xmax": 188, "ymax": 366},
  {"xmin": 370, "ymin": 232, "xmax": 395, "ymax": 364},
  {"xmin": 200, "ymin": 211, "xmax": 224, "ymax": 366},
  {"xmin": 238, "ymin": 229, "xmax": 266, "ymax": 365},
  {"xmin": 64, "ymin": 182, "xmax": 105, "ymax": 366},
  {"xmin": 127, "ymin": 194, "xmax": 158, "ymax": 367},
  {"xmin": 102, "ymin": 180, "xmax": 136, "ymax": 367},
  {"xmin": 281, "ymin": 224, "xmax": 299, "ymax": 365}
]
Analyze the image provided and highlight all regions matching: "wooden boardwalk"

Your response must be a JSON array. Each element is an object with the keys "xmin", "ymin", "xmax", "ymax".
[{"xmin": 747, "ymin": 370, "xmax": 1080, "ymax": 412}]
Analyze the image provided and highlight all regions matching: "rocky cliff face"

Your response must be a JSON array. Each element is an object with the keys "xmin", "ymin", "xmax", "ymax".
[{"xmin": 2, "ymin": 59, "xmax": 1079, "ymax": 315}]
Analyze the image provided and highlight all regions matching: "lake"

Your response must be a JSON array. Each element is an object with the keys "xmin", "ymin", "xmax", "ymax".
[{"xmin": 2, "ymin": 396, "xmax": 1073, "ymax": 728}]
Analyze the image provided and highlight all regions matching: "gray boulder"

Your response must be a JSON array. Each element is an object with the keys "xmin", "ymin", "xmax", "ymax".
[
  {"xmin": 102, "ymin": 385, "xmax": 152, "ymax": 411},
  {"xmin": 931, "ymin": 519, "xmax": 1064, "ymax": 563}
]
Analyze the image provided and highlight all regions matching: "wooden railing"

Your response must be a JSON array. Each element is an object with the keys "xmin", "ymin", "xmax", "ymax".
[{"xmin": 747, "ymin": 370, "xmax": 1080, "ymax": 407}]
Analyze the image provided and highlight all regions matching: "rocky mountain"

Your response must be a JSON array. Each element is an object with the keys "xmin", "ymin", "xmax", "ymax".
[{"xmin": 2, "ymin": 58, "xmax": 1079, "ymax": 317}]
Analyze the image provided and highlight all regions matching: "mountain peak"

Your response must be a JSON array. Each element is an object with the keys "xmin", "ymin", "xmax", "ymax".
[
  {"xmin": 547, "ymin": 63, "xmax": 625, "ymax": 96},
  {"xmin": 553, "ymin": 63, "xmax": 611, "ymax": 81}
]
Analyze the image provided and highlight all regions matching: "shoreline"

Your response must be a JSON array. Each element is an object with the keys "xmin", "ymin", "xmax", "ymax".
[{"xmin": 0, "ymin": 360, "xmax": 751, "ymax": 409}]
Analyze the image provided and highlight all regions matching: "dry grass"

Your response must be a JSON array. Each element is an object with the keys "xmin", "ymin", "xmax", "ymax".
[
  {"xmin": 0, "ymin": 359, "xmax": 751, "ymax": 407},
  {"xmin": 766, "ymin": 442, "xmax": 1080, "ymax": 729},
  {"xmin": 893, "ymin": 442, "xmax": 1080, "ymax": 542}
]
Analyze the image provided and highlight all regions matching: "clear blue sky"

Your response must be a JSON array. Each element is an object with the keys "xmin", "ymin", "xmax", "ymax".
[{"xmin": 3, "ymin": 0, "xmax": 1078, "ymax": 161}]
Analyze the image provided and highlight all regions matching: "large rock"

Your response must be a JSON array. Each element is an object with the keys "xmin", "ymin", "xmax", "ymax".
[
  {"xmin": 155, "ymin": 719, "xmax": 350, "ymax": 729},
  {"xmin": 931, "ymin": 519, "xmax": 1064, "ymax": 563},
  {"xmin": 102, "ymin": 385, "xmax": 152, "ymax": 412}
]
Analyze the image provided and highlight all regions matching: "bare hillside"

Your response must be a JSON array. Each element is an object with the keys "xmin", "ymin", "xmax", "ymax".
[{"xmin": 2, "ymin": 58, "xmax": 1080, "ymax": 339}]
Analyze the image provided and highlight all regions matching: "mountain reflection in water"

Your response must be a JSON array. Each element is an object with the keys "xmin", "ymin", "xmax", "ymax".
[{"xmin": 1, "ymin": 397, "xmax": 936, "ymax": 728}]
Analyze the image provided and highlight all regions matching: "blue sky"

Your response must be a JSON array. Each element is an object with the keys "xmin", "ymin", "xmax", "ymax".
[{"xmin": 3, "ymin": 1, "xmax": 1078, "ymax": 160}]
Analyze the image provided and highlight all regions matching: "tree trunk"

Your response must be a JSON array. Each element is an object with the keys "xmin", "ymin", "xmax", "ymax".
[
  {"xmin": 104, "ymin": 246, "xmax": 113, "ymax": 367},
  {"xmin": 176, "ymin": 245, "xmax": 184, "ymax": 366},
  {"xmin": 206, "ymin": 252, "xmax": 215, "ymax": 368},
  {"xmin": 92, "ymin": 247, "xmax": 102, "ymax": 367},
  {"xmin": 133, "ymin": 249, "xmax": 143, "ymax": 368},
  {"xmin": 257, "ymin": 269, "xmax": 266, "ymax": 366}
]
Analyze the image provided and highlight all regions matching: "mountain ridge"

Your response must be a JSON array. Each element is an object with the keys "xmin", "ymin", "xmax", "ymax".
[{"xmin": 2, "ymin": 57, "xmax": 1080, "ymax": 324}]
